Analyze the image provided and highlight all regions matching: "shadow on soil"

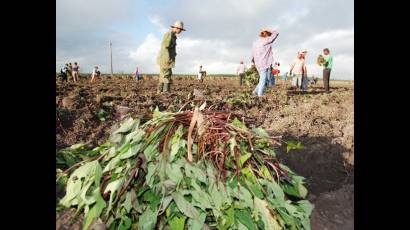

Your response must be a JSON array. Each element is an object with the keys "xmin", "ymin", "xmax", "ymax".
[
  {"xmin": 286, "ymin": 90, "xmax": 328, "ymax": 96},
  {"xmin": 277, "ymin": 134, "xmax": 354, "ymax": 195}
]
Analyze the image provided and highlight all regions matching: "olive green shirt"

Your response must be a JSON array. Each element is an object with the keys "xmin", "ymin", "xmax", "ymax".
[{"xmin": 157, "ymin": 31, "xmax": 177, "ymax": 68}]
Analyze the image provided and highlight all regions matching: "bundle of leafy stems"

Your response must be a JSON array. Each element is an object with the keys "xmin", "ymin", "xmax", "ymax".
[{"xmin": 57, "ymin": 107, "xmax": 312, "ymax": 230}]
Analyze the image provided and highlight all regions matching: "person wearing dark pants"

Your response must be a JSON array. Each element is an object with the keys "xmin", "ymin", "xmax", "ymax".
[
  {"xmin": 322, "ymin": 48, "xmax": 333, "ymax": 92},
  {"xmin": 236, "ymin": 61, "xmax": 246, "ymax": 86}
]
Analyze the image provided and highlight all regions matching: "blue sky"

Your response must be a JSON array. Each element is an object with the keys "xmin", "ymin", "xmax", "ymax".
[{"xmin": 56, "ymin": 0, "xmax": 354, "ymax": 80}]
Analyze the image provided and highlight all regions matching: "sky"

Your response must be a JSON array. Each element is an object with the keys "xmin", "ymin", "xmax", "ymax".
[{"xmin": 56, "ymin": 0, "xmax": 354, "ymax": 80}]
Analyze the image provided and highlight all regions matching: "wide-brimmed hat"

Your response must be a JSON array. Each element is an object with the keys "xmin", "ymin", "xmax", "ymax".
[
  {"xmin": 171, "ymin": 21, "xmax": 186, "ymax": 31},
  {"xmin": 259, "ymin": 28, "xmax": 272, "ymax": 36}
]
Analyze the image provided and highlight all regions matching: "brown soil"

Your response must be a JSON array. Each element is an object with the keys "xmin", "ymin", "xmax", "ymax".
[{"xmin": 56, "ymin": 76, "xmax": 354, "ymax": 230}]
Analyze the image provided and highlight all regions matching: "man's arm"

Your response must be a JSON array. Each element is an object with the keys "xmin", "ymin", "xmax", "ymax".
[
  {"xmin": 265, "ymin": 30, "xmax": 279, "ymax": 45},
  {"xmin": 289, "ymin": 63, "xmax": 295, "ymax": 75}
]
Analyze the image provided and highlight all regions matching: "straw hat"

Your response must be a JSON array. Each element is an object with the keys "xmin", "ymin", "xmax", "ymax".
[
  {"xmin": 171, "ymin": 21, "xmax": 186, "ymax": 31},
  {"xmin": 259, "ymin": 28, "xmax": 272, "ymax": 36}
]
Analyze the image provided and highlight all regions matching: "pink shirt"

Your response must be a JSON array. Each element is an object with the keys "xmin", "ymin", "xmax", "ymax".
[{"xmin": 251, "ymin": 30, "xmax": 279, "ymax": 71}]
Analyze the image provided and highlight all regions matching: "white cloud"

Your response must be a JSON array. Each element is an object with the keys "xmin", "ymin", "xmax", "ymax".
[
  {"xmin": 129, "ymin": 33, "xmax": 161, "ymax": 68},
  {"xmin": 149, "ymin": 16, "xmax": 168, "ymax": 34}
]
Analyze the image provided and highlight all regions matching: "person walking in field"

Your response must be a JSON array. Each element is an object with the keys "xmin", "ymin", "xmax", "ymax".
[
  {"xmin": 197, "ymin": 65, "xmax": 206, "ymax": 82},
  {"xmin": 322, "ymin": 48, "xmax": 333, "ymax": 92},
  {"xmin": 289, "ymin": 52, "xmax": 307, "ymax": 90},
  {"xmin": 156, "ymin": 21, "xmax": 185, "ymax": 93},
  {"xmin": 90, "ymin": 66, "xmax": 100, "ymax": 82},
  {"xmin": 72, "ymin": 62, "xmax": 80, "ymax": 82},
  {"xmin": 67, "ymin": 63, "xmax": 73, "ymax": 81},
  {"xmin": 236, "ymin": 61, "xmax": 246, "ymax": 86},
  {"xmin": 270, "ymin": 62, "xmax": 280, "ymax": 86},
  {"xmin": 300, "ymin": 49, "xmax": 309, "ymax": 91},
  {"xmin": 60, "ymin": 65, "xmax": 68, "ymax": 82},
  {"xmin": 134, "ymin": 66, "xmax": 141, "ymax": 81},
  {"xmin": 251, "ymin": 28, "xmax": 279, "ymax": 97}
]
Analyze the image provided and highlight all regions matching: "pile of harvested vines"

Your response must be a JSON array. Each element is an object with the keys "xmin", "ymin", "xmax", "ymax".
[{"xmin": 56, "ymin": 107, "xmax": 313, "ymax": 230}]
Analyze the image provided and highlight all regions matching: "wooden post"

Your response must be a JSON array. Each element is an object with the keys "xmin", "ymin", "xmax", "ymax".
[{"xmin": 110, "ymin": 41, "xmax": 113, "ymax": 77}]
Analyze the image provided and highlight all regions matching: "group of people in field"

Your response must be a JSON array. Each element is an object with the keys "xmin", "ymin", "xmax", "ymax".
[
  {"xmin": 59, "ymin": 20, "xmax": 334, "ymax": 97},
  {"xmin": 156, "ymin": 21, "xmax": 334, "ymax": 96},
  {"xmin": 59, "ymin": 63, "xmax": 143, "ymax": 83},
  {"xmin": 59, "ymin": 62, "xmax": 80, "ymax": 82}
]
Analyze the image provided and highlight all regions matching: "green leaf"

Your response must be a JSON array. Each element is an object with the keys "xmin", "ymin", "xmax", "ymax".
[
  {"xmin": 124, "ymin": 129, "xmax": 144, "ymax": 144},
  {"xmin": 260, "ymin": 165, "xmax": 272, "ymax": 180},
  {"xmin": 60, "ymin": 160, "xmax": 102, "ymax": 207},
  {"xmin": 231, "ymin": 118, "xmax": 247, "ymax": 130},
  {"xmin": 218, "ymin": 206, "xmax": 235, "ymax": 230},
  {"xmin": 286, "ymin": 140, "xmax": 303, "ymax": 153},
  {"xmin": 254, "ymin": 197, "xmax": 282, "ymax": 230},
  {"xmin": 145, "ymin": 163, "xmax": 157, "ymax": 187},
  {"xmin": 228, "ymin": 137, "xmax": 237, "ymax": 156},
  {"xmin": 184, "ymin": 162, "xmax": 207, "ymax": 184},
  {"xmin": 296, "ymin": 200, "xmax": 314, "ymax": 216},
  {"xmin": 235, "ymin": 209, "xmax": 256, "ymax": 230},
  {"xmin": 114, "ymin": 118, "xmax": 137, "ymax": 134},
  {"xmin": 160, "ymin": 195, "xmax": 173, "ymax": 214},
  {"xmin": 172, "ymin": 192, "xmax": 200, "ymax": 219},
  {"xmin": 239, "ymin": 152, "xmax": 252, "ymax": 167},
  {"xmin": 118, "ymin": 215, "xmax": 132, "ymax": 230},
  {"xmin": 103, "ymin": 156, "xmax": 121, "ymax": 173},
  {"xmin": 83, "ymin": 188, "xmax": 106, "ymax": 230},
  {"xmin": 166, "ymin": 162, "xmax": 184, "ymax": 185},
  {"xmin": 109, "ymin": 133, "xmax": 123, "ymax": 144},
  {"xmin": 251, "ymin": 127, "xmax": 269, "ymax": 137},
  {"xmin": 281, "ymin": 175, "xmax": 308, "ymax": 199},
  {"xmin": 138, "ymin": 207, "xmax": 157, "ymax": 230},
  {"xmin": 119, "ymin": 143, "xmax": 142, "ymax": 160},
  {"xmin": 168, "ymin": 214, "xmax": 187, "ymax": 230},
  {"xmin": 261, "ymin": 179, "xmax": 285, "ymax": 201},
  {"xmin": 142, "ymin": 190, "xmax": 161, "ymax": 211},
  {"xmin": 144, "ymin": 143, "xmax": 159, "ymax": 162},
  {"xmin": 190, "ymin": 181, "xmax": 212, "ymax": 211},
  {"xmin": 70, "ymin": 143, "xmax": 86, "ymax": 150},
  {"xmin": 122, "ymin": 191, "xmax": 133, "ymax": 213},
  {"xmin": 187, "ymin": 211, "xmax": 207, "ymax": 230},
  {"xmin": 104, "ymin": 177, "xmax": 124, "ymax": 214}
]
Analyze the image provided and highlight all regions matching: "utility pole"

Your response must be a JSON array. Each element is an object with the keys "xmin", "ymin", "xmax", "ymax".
[{"xmin": 110, "ymin": 41, "xmax": 113, "ymax": 76}]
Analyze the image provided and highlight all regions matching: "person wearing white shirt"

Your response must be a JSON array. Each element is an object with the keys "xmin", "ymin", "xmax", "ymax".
[
  {"xmin": 90, "ymin": 66, "xmax": 100, "ymax": 82},
  {"xmin": 289, "ymin": 52, "xmax": 307, "ymax": 90},
  {"xmin": 236, "ymin": 61, "xmax": 246, "ymax": 86},
  {"xmin": 198, "ymin": 65, "xmax": 206, "ymax": 82}
]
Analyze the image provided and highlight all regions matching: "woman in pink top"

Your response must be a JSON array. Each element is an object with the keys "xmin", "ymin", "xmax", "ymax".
[{"xmin": 251, "ymin": 28, "xmax": 279, "ymax": 97}]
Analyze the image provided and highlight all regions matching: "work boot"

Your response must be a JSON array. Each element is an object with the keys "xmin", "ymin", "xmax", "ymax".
[
  {"xmin": 157, "ymin": 83, "xmax": 164, "ymax": 93},
  {"xmin": 163, "ymin": 83, "xmax": 170, "ymax": 92}
]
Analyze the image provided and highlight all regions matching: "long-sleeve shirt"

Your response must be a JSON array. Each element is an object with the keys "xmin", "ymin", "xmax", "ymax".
[
  {"xmin": 236, "ymin": 64, "xmax": 246, "ymax": 74},
  {"xmin": 251, "ymin": 30, "xmax": 279, "ymax": 72},
  {"xmin": 157, "ymin": 31, "xmax": 177, "ymax": 68}
]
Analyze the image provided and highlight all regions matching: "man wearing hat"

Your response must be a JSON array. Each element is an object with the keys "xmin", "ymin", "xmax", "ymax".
[
  {"xmin": 236, "ymin": 60, "xmax": 246, "ymax": 86},
  {"xmin": 156, "ymin": 21, "xmax": 185, "ymax": 93},
  {"xmin": 251, "ymin": 28, "xmax": 279, "ymax": 97},
  {"xmin": 300, "ymin": 49, "xmax": 309, "ymax": 91}
]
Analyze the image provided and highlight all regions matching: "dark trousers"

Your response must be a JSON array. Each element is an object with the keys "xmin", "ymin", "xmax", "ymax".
[
  {"xmin": 301, "ymin": 74, "xmax": 308, "ymax": 91},
  {"xmin": 323, "ymin": 69, "xmax": 331, "ymax": 92},
  {"xmin": 239, "ymin": 73, "xmax": 245, "ymax": 86}
]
